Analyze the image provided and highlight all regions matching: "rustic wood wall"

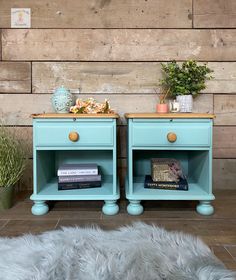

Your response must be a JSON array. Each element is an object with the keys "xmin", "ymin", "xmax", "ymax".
[{"xmin": 0, "ymin": 0, "xmax": 235, "ymax": 190}]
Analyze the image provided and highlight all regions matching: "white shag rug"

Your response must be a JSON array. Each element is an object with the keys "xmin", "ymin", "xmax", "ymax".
[{"xmin": 0, "ymin": 222, "xmax": 235, "ymax": 280}]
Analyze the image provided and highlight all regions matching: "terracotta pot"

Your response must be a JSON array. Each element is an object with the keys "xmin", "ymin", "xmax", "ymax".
[{"xmin": 156, "ymin": 103, "xmax": 168, "ymax": 113}]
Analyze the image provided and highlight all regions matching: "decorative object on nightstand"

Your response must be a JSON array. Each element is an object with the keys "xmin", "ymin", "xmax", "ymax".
[
  {"xmin": 159, "ymin": 61, "xmax": 214, "ymax": 112},
  {"xmin": 0, "ymin": 126, "xmax": 26, "ymax": 209},
  {"xmin": 31, "ymin": 113, "xmax": 119, "ymax": 216},
  {"xmin": 155, "ymin": 88, "xmax": 169, "ymax": 113},
  {"xmin": 70, "ymin": 98, "xmax": 114, "ymax": 114},
  {"xmin": 125, "ymin": 113, "xmax": 215, "ymax": 216},
  {"xmin": 151, "ymin": 158, "xmax": 184, "ymax": 182},
  {"xmin": 145, "ymin": 158, "xmax": 188, "ymax": 191},
  {"xmin": 51, "ymin": 86, "xmax": 74, "ymax": 113},
  {"xmin": 169, "ymin": 100, "xmax": 180, "ymax": 113}
]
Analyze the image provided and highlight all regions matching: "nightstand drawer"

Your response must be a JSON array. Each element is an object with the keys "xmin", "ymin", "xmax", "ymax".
[
  {"xmin": 132, "ymin": 121, "xmax": 211, "ymax": 147},
  {"xmin": 35, "ymin": 122, "xmax": 114, "ymax": 147}
]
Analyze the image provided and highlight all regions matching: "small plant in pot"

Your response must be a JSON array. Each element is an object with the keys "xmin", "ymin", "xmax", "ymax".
[
  {"xmin": 0, "ymin": 126, "xmax": 26, "ymax": 210},
  {"xmin": 159, "ymin": 60, "xmax": 214, "ymax": 112},
  {"xmin": 155, "ymin": 88, "xmax": 170, "ymax": 113}
]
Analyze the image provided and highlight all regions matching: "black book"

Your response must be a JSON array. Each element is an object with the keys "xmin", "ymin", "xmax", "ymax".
[
  {"xmin": 144, "ymin": 175, "xmax": 188, "ymax": 191},
  {"xmin": 58, "ymin": 181, "xmax": 101, "ymax": 191}
]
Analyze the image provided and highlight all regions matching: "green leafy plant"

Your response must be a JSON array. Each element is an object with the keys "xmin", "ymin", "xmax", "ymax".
[
  {"xmin": 159, "ymin": 60, "xmax": 214, "ymax": 97},
  {"xmin": 0, "ymin": 126, "xmax": 26, "ymax": 188}
]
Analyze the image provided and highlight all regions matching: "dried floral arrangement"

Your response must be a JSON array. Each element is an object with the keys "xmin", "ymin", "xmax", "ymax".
[
  {"xmin": 155, "ymin": 88, "xmax": 170, "ymax": 104},
  {"xmin": 70, "ymin": 98, "xmax": 114, "ymax": 114}
]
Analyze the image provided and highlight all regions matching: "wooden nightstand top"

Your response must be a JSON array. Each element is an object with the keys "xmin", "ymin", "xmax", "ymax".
[
  {"xmin": 124, "ymin": 113, "xmax": 215, "ymax": 119},
  {"xmin": 32, "ymin": 113, "xmax": 119, "ymax": 119}
]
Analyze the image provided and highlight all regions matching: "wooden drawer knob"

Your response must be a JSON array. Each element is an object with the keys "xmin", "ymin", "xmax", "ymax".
[
  {"xmin": 167, "ymin": 132, "xmax": 177, "ymax": 143},
  {"xmin": 69, "ymin": 131, "xmax": 79, "ymax": 142}
]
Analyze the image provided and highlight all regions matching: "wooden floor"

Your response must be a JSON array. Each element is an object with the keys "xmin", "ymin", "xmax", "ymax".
[{"xmin": 0, "ymin": 190, "xmax": 236, "ymax": 271}]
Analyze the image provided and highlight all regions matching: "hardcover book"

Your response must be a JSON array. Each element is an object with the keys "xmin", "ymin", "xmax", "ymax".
[
  {"xmin": 57, "ymin": 163, "xmax": 98, "ymax": 176},
  {"xmin": 58, "ymin": 174, "xmax": 101, "ymax": 183},
  {"xmin": 58, "ymin": 181, "xmax": 101, "ymax": 191},
  {"xmin": 144, "ymin": 175, "xmax": 188, "ymax": 191}
]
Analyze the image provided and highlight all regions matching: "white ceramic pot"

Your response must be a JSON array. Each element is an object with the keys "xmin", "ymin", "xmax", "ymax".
[{"xmin": 176, "ymin": 95, "xmax": 193, "ymax": 113}]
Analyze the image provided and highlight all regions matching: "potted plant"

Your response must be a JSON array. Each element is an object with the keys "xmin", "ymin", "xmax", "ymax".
[
  {"xmin": 155, "ymin": 88, "xmax": 170, "ymax": 113},
  {"xmin": 0, "ymin": 126, "xmax": 26, "ymax": 210},
  {"xmin": 159, "ymin": 60, "xmax": 213, "ymax": 112}
]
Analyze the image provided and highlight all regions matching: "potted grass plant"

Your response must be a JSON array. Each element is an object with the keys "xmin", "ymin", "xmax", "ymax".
[
  {"xmin": 159, "ymin": 60, "xmax": 213, "ymax": 112},
  {"xmin": 0, "ymin": 126, "xmax": 26, "ymax": 209}
]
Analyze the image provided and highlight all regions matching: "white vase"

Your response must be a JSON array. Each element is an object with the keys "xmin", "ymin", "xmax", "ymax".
[{"xmin": 176, "ymin": 95, "xmax": 193, "ymax": 113}]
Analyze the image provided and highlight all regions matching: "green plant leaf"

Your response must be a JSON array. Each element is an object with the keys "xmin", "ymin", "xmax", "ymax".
[{"xmin": 159, "ymin": 60, "xmax": 214, "ymax": 97}]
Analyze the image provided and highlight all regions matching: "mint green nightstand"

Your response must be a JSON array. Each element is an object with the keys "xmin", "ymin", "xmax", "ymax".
[
  {"xmin": 31, "ymin": 113, "xmax": 120, "ymax": 216},
  {"xmin": 125, "ymin": 113, "xmax": 215, "ymax": 216}
]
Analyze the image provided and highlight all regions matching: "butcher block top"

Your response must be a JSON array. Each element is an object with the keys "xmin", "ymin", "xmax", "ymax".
[{"xmin": 125, "ymin": 113, "xmax": 215, "ymax": 119}]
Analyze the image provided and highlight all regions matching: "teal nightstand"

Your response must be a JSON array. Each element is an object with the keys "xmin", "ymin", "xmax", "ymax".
[
  {"xmin": 31, "ymin": 113, "xmax": 120, "ymax": 215},
  {"xmin": 125, "ymin": 113, "xmax": 215, "ymax": 216}
]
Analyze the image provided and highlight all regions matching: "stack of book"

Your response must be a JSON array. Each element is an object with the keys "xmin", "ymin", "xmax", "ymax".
[
  {"xmin": 144, "ymin": 158, "xmax": 188, "ymax": 191},
  {"xmin": 57, "ymin": 163, "xmax": 101, "ymax": 190}
]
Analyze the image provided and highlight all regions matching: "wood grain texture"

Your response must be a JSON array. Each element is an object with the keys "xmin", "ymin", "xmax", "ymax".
[
  {"xmin": 125, "ymin": 113, "xmax": 215, "ymax": 119},
  {"xmin": 225, "ymin": 246, "xmax": 236, "ymax": 259},
  {"xmin": 213, "ymin": 127, "xmax": 236, "ymax": 158},
  {"xmin": 0, "ymin": 219, "xmax": 57, "ymax": 236},
  {"xmin": 32, "ymin": 62, "xmax": 236, "ymax": 94},
  {"xmin": 213, "ymin": 159, "xmax": 236, "ymax": 190},
  {"xmin": 118, "ymin": 126, "xmax": 126, "ymax": 158},
  {"xmin": 211, "ymin": 246, "xmax": 235, "ymax": 265},
  {"xmin": 194, "ymin": 0, "xmax": 236, "ymax": 28},
  {"xmin": 0, "ymin": 94, "xmax": 213, "ymax": 125},
  {"xmin": 206, "ymin": 63, "xmax": 236, "ymax": 94},
  {"xmin": 0, "ymin": 62, "xmax": 31, "ymax": 93},
  {"xmin": 3, "ymin": 29, "xmax": 236, "ymax": 61},
  {"xmin": 214, "ymin": 95, "xmax": 236, "ymax": 125},
  {"xmin": 0, "ymin": 30, "xmax": 1, "ymax": 60},
  {"xmin": 32, "ymin": 113, "xmax": 119, "ymax": 119},
  {"xmin": 7, "ymin": 126, "xmax": 32, "ymax": 158},
  {"xmin": 0, "ymin": 0, "xmax": 192, "ymax": 28},
  {"xmin": 32, "ymin": 62, "xmax": 162, "ymax": 94}
]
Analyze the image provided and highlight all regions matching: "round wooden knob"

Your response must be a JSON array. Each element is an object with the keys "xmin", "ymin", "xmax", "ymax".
[
  {"xmin": 68, "ymin": 131, "xmax": 79, "ymax": 142},
  {"xmin": 167, "ymin": 132, "xmax": 177, "ymax": 143}
]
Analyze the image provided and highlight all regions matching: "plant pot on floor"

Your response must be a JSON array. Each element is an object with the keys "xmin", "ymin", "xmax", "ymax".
[
  {"xmin": 176, "ymin": 95, "xmax": 193, "ymax": 113},
  {"xmin": 156, "ymin": 103, "xmax": 168, "ymax": 113},
  {"xmin": 0, "ymin": 185, "xmax": 14, "ymax": 210}
]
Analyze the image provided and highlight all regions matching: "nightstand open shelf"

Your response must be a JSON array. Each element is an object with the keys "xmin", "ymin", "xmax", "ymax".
[
  {"xmin": 125, "ymin": 113, "xmax": 215, "ymax": 216},
  {"xmin": 33, "ymin": 175, "xmax": 115, "ymax": 200},
  {"xmin": 31, "ymin": 114, "xmax": 119, "ymax": 215},
  {"xmin": 128, "ymin": 177, "xmax": 214, "ymax": 200}
]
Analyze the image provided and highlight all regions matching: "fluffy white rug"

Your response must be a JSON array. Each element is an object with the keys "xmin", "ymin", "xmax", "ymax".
[{"xmin": 0, "ymin": 223, "xmax": 235, "ymax": 280}]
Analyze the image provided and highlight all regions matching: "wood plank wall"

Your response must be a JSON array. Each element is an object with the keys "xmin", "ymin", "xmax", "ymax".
[{"xmin": 0, "ymin": 0, "xmax": 235, "ymax": 190}]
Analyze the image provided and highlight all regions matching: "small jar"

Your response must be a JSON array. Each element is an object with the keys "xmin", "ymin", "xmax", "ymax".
[{"xmin": 51, "ymin": 86, "xmax": 74, "ymax": 113}]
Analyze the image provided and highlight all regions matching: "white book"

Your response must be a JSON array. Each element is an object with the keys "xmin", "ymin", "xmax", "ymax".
[{"xmin": 57, "ymin": 163, "xmax": 98, "ymax": 176}]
